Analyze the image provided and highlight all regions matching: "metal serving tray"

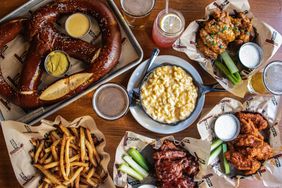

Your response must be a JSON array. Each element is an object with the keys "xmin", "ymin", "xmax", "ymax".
[{"xmin": 0, "ymin": 0, "xmax": 143, "ymax": 125}]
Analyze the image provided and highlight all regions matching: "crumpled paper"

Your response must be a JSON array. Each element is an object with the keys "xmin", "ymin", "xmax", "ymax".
[
  {"xmin": 197, "ymin": 96, "xmax": 282, "ymax": 187},
  {"xmin": 173, "ymin": 0, "xmax": 282, "ymax": 98},
  {"xmin": 0, "ymin": 115, "xmax": 115, "ymax": 188},
  {"xmin": 113, "ymin": 131, "xmax": 211, "ymax": 188}
]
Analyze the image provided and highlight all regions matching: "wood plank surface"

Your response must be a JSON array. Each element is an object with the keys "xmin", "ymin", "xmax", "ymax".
[{"xmin": 0, "ymin": 0, "xmax": 281, "ymax": 187}]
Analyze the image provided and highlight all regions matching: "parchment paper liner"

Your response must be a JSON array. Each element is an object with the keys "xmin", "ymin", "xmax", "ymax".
[
  {"xmin": 197, "ymin": 96, "xmax": 282, "ymax": 187},
  {"xmin": 113, "ymin": 131, "xmax": 211, "ymax": 188},
  {"xmin": 173, "ymin": 0, "xmax": 282, "ymax": 98},
  {"xmin": 0, "ymin": 115, "xmax": 115, "ymax": 188},
  {"xmin": 0, "ymin": 0, "xmax": 139, "ymax": 122}
]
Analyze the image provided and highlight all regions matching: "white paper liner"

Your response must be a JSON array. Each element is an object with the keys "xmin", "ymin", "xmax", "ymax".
[
  {"xmin": 173, "ymin": 0, "xmax": 282, "ymax": 98},
  {"xmin": 0, "ymin": 0, "xmax": 139, "ymax": 121},
  {"xmin": 113, "ymin": 131, "xmax": 211, "ymax": 187},
  {"xmin": 196, "ymin": 96, "xmax": 282, "ymax": 187},
  {"xmin": 0, "ymin": 115, "xmax": 115, "ymax": 188}
]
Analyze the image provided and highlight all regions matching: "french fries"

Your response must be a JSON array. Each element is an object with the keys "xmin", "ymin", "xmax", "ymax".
[{"xmin": 29, "ymin": 124, "xmax": 105, "ymax": 187}]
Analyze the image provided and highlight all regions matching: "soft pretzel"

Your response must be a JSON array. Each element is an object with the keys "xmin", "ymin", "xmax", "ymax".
[{"xmin": 0, "ymin": 0, "xmax": 121, "ymax": 109}]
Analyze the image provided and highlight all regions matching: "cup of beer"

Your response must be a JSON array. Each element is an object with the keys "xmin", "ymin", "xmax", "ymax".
[
  {"xmin": 247, "ymin": 61, "xmax": 282, "ymax": 95},
  {"xmin": 120, "ymin": 0, "xmax": 155, "ymax": 29}
]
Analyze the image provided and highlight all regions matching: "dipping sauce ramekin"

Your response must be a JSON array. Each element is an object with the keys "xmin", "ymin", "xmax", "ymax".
[
  {"xmin": 44, "ymin": 50, "xmax": 70, "ymax": 77},
  {"xmin": 238, "ymin": 42, "xmax": 263, "ymax": 69},
  {"xmin": 92, "ymin": 83, "xmax": 130, "ymax": 120},
  {"xmin": 214, "ymin": 113, "xmax": 240, "ymax": 141}
]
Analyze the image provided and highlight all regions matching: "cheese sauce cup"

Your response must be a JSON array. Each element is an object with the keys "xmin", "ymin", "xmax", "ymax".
[{"xmin": 65, "ymin": 13, "xmax": 91, "ymax": 38}]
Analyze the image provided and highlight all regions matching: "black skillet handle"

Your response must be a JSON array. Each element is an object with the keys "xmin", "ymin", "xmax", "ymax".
[{"xmin": 200, "ymin": 83, "xmax": 226, "ymax": 95}]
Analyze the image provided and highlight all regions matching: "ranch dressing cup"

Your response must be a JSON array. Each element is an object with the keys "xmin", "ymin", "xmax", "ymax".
[
  {"xmin": 214, "ymin": 114, "xmax": 240, "ymax": 141},
  {"xmin": 92, "ymin": 83, "xmax": 130, "ymax": 120},
  {"xmin": 239, "ymin": 42, "xmax": 263, "ymax": 69}
]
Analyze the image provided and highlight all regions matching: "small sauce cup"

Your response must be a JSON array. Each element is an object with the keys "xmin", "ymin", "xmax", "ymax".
[
  {"xmin": 44, "ymin": 50, "xmax": 70, "ymax": 77},
  {"xmin": 92, "ymin": 83, "xmax": 130, "ymax": 120},
  {"xmin": 214, "ymin": 114, "xmax": 240, "ymax": 141},
  {"xmin": 238, "ymin": 42, "xmax": 263, "ymax": 69},
  {"xmin": 65, "ymin": 13, "xmax": 91, "ymax": 38}
]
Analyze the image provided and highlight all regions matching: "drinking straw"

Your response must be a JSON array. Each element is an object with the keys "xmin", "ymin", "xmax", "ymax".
[{"xmin": 165, "ymin": 0, "xmax": 169, "ymax": 14}]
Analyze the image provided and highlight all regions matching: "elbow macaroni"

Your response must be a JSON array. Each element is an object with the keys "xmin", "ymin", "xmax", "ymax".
[{"xmin": 140, "ymin": 65, "xmax": 198, "ymax": 124}]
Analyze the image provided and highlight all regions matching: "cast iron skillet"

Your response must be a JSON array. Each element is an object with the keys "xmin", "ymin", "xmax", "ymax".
[{"xmin": 131, "ymin": 63, "xmax": 225, "ymax": 126}]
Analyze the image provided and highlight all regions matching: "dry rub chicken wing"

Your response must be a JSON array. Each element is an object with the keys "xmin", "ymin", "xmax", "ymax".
[
  {"xmin": 236, "ymin": 112, "xmax": 268, "ymax": 131},
  {"xmin": 239, "ymin": 118, "xmax": 264, "ymax": 140},
  {"xmin": 234, "ymin": 134, "xmax": 264, "ymax": 147},
  {"xmin": 246, "ymin": 142, "xmax": 273, "ymax": 161},
  {"xmin": 225, "ymin": 151, "xmax": 261, "ymax": 174}
]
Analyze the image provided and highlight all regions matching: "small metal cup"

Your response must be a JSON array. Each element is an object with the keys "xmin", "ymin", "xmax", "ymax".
[
  {"xmin": 44, "ymin": 50, "xmax": 70, "ymax": 77},
  {"xmin": 214, "ymin": 113, "xmax": 240, "ymax": 142},
  {"xmin": 65, "ymin": 13, "xmax": 91, "ymax": 38},
  {"xmin": 238, "ymin": 42, "xmax": 263, "ymax": 69},
  {"xmin": 92, "ymin": 83, "xmax": 130, "ymax": 121}
]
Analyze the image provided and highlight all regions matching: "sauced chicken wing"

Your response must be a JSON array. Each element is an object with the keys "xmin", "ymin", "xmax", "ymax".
[
  {"xmin": 154, "ymin": 140, "xmax": 199, "ymax": 188},
  {"xmin": 196, "ymin": 37, "xmax": 218, "ymax": 60},
  {"xmin": 204, "ymin": 19, "xmax": 235, "ymax": 43},
  {"xmin": 199, "ymin": 29, "xmax": 227, "ymax": 54},
  {"xmin": 231, "ymin": 12, "xmax": 253, "ymax": 43},
  {"xmin": 197, "ymin": 9, "xmax": 253, "ymax": 59}
]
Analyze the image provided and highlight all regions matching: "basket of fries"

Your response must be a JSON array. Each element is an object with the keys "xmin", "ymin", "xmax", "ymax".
[{"xmin": 0, "ymin": 116, "xmax": 115, "ymax": 188}]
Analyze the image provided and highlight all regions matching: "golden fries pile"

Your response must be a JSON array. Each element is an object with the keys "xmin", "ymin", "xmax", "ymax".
[{"xmin": 29, "ymin": 124, "xmax": 106, "ymax": 188}]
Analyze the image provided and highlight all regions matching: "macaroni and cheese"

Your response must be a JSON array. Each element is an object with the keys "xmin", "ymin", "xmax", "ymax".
[{"xmin": 140, "ymin": 65, "xmax": 198, "ymax": 124}]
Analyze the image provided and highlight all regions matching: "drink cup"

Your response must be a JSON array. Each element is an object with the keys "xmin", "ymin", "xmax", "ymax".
[{"xmin": 120, "ymin": 0, "xmax": 155, "ymax": 29}]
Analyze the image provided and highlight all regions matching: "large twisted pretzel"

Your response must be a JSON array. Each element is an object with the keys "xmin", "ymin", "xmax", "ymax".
[{"xmin": 0, "ymin": 0, "xmax": 121, "ymax": 109}]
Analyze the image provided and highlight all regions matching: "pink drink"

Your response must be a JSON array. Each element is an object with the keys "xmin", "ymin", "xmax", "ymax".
[{"xmin": 152, "ymin": 9, "xmax": 185, "ymax": 48}]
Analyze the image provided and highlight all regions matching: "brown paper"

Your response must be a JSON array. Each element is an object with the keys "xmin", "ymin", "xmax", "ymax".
[
  {"xmin": 0, "ymin": 115, "xmax": 115, "ymax": 188},
  {"xmin": 197, "ymin": 96, "xmax": 282, "ymax": 187},
  {"xmin": 173, "ymin": 0, "xmax": 282, "ymax": 98}
]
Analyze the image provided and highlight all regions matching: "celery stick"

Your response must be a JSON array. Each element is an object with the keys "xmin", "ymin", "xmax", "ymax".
[
  {"xmin": 221, "ymin": 51, "xmax": 239, "ymax": 74},
  {"xmin": 234, "ymin": 72, "xmax": 242, "ymax": 83},
  {"xmin": 123, "ymin": 155, "xmax": 149, "ymax": 178},
  {"xmin": 222, "ymin": 144, "xmax": 231, "ymax": 174},
  {"xmin": 211, "ymin": 139, "xmax": 223, "ymax": 151},
  {"xmin": 128, "ymin": 148, "xmax": 149, "ymax": 171},
  {"xmin": 208, "ymin": 145, "xmax": 222, "ymax": 165},
  {"xmin": 118, "ymin": 163, "xmax": 144, "ymax": 181},
  {"xmin": 215, "ymin": 60, "xmax": 238, "ymax": 85}
]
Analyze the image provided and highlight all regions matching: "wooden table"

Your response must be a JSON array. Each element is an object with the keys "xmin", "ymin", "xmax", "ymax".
[{"xmin": 0, "ymin": 0, "xmax": 282, "ymax": 187}]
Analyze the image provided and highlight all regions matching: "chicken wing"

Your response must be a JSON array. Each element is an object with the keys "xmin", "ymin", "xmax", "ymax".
[
  {"xmin": 246, "ymin": 142, "xmax": 273, "ymax": 161},
  {"xmin": 239, "ymin": 118, "xmax": 264, "ymax": 140},
  {"xmin": 199, "ymin": 29, "xmax": 227, "ymax": 54},
  {"xmin": 197, "ymin": 37, "xmax": 218, "ymax": 59},
  {"xmin": 225, "ymin": 151, "xmax": 261, "ymax": 173},
  {"xmin": 236, "ymin": 112, "xmax": 268, "ymax": 131},
  {"xmin": 234, "ymin": 134, "xmax": 264, "ymax": 147},
  {"xmin": 197, "ymin": 9, "xmax": 253, "ymax": 59}
]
